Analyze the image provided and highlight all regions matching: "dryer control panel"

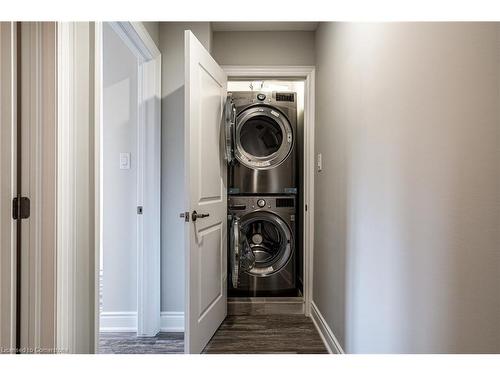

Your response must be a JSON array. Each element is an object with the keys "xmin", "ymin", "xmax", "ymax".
[{"xmin": 228, "ymin": 196, "xmax": 296, "ymax": 213}]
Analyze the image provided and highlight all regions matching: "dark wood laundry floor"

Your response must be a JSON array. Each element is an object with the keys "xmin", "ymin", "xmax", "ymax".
[
  {"xmin": 203, "ymin": 315, "xmax": 328, "ymax": 354},
  {"xmin": 98, "ymin": 332, "xmax": 184, "ymax": 354}
]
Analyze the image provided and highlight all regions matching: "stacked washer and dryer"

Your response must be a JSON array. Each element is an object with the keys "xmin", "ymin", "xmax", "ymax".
[{"xmin": 225, "ymin": 91, "xmax": 299, "ymax": 297}]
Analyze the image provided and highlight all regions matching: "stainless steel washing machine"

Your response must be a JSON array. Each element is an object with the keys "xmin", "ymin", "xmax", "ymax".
[
  {"xmin": 225, "ymin": 91, "xmax": 297, "ymax": 195},
  {"xmin": 228, "ymin": 195, "xmax": 297, "ymax": 297}
]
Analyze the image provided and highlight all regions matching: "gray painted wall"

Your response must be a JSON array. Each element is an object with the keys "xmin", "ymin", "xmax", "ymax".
[
  {"xmin": 159, "ymin": 22, "xmax": 212, "ymax": 313},
  {"xmin": 314, "ymin": 22, "xmax": 500, "ymax": 353},
  {"xmin": 102, "ymin": 23, "xmax": 139, "ymax": 313},
  {"xmin": 212, "ymin": 31, "xmax": 315, "ymax": 66},
  {"xmin": 142, "ymin": 22, "xmax": 159, "ymax": 48}
]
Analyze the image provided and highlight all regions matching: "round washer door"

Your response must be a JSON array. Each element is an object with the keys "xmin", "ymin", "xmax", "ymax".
[
  {"xmin": 239, "ymin": 211, "xmax": 293, "ymax": 277},
  {"xmin": 230, "ymin": 217, "xmax": 241, "ymax": 288},
  {"xmin": 235, "ymin": 106, "xmax": 293, "ymax": 170}
]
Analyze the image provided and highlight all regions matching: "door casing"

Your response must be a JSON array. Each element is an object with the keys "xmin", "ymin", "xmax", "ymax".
[{"xmin": 56, "ymin": 21, "xmax": 161, "ymax": 353}]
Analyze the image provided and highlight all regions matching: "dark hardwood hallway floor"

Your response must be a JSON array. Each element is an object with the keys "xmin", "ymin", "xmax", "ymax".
[
  {"xmin": 99, "ymin": 315, "xmax": 327, "ymax": 354},
  {"xmin": 203, "ymin": 315, "xmax": 328, "ymax": 354},
  {"xmin": 99, "ymin": 332, "xmax": 184, "ymax": 354}
]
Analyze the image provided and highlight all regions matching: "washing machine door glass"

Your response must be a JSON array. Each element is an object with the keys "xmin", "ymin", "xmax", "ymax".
[
  {"xmin": 235, "ymin": 106, "xmax": 293, "ymax": 170},
  {"xmin": 224, "ymin": 95, "xmax": 236, "ymax": 164},
  {"xmin": 230, "ymin": 217, "xmax": 241, "ymax": 288},
  {"xmin": 239, "ymin": 212, "xmax": 293, "ymax": 277},
  {"xmin": 230, "ymin": 216, "xmax": 256, "ymax": 288}
]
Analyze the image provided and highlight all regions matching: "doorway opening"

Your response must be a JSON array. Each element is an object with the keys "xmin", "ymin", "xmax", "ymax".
[
  {"xmin": 226, "ymin": 79, "xmax": 306, "ymax": 303},
  {"xmin": 97, "ymin": 22, "xmax": 164, "ymax": 353},
  {"xmin": 201, "ymin": 71, "xmax": 321, "ymax": 353},
  {"xmin": 221, "ymin": 72, "xmax": 314, "ymax": 302}
]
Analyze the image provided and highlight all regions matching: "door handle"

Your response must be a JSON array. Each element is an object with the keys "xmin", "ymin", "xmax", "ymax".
[{"xmin": 191, "ymin": 210, "xmax": 209, "ymax": 222}]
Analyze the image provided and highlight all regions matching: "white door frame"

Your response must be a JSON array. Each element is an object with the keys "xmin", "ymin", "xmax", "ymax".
[
  {"xmin": 56, "ymin": 21, "xmax": 161, "ymax": 353},
  {"xmin": 222, "ymin": 65, "xmax": 316, "ymax": 316},
  {"xmin": 57, "ymin": 22, "xmax": 99, "ymax": 354}
]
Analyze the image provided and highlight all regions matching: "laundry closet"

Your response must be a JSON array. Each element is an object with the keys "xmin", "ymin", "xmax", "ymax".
[{"xmin": 225, "ymin": 80, "xmax": 306, "ymax": 310}]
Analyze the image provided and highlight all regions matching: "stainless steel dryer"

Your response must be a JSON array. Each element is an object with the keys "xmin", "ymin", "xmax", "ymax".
[
  {"xmin": 228, "ymin": 195, "xmax": 297, "ymax": 297},
  {"xmin": 225, "ymin": 91, "xmax": 297, "ymax": 195}
]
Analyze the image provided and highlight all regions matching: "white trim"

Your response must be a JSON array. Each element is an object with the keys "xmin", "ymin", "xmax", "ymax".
[
  {"xmin": 56, "ymin": 21, "xmax": 75, "ymax": 353},
  {"xmin": 223, "ymin": 65, "xmax": 315, "ymax": 78},
  {"xmin": 135, "ymin": 55, "xmax": 162, "ymax": 338},
  {"xmin": 222, "ymin": 65, "xmax": 316, "ymax": 317},
  {"xmin": 160, "ymin": 312, "xmax": 185, "ymax": 333},
  {"xmin": 99, "ymin": 312, "xmax": 137, "ymax": 333},
  {"xmin": 99, "ymin": 311, "xmax": 185, "ymax": 333},
  {"xmin": 93, "ymin": 21, "xmax": 103, "ymax": 353},
  {"xmin": 57, "ymin": 22, "xmax": 96, "ymax": 354},
  {"xmin": 108, "ymin": 22, "xmax": 160, "ymax": 62},
  {"xmin": 310, "ymin": 301, "xmax": 344, "ymax": 354},
  {"xmin": 303, "ymin": 69, "xmax": 315, "ymax": 317}
]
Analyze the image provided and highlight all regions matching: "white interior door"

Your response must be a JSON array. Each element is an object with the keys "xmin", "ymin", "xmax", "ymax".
[{"xmin": 184, "ymin": 30, "xmax": 228, "ymax": 354}]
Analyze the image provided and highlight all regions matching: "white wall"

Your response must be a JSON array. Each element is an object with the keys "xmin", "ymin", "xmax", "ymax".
[
  {"xmin": 314, "ymin": 22, "xmax": 500, "ymax": 353},
  {"xmin": 159, "ymin": 22, "xmax": 212, "ymax": 315},
  {"xmin": 102, "ymin": 23, "xmax": 139, "ymax": 314},
  {"xmin": 212, "ymin": 31, "xmax": 315, "ymax": 66}
]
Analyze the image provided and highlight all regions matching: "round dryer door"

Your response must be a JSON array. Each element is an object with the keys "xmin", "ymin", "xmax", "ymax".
[
  {"xmin": 239, "ymin": 211, "xmax": 293, "ymax": 277},
  {"xmin": 235, "ymin": 106, "xmax": 293, "ymax": 170}
]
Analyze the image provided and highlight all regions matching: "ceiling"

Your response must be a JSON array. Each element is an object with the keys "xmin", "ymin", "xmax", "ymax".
[{"xmin": 211, "ymin": 22, "xmax": 319, "ymax": 32}]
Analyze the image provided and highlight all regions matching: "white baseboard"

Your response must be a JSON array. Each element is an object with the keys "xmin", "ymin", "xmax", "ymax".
[
  {"xmin": 100, "ymin": 311, "xmax": 137, "ymax": 332},
  {"xmin": 310, "ymin": 301, "xmax": 345, "ymax": 354},
  {"xmin": 160, "ymin": 311, "xmax": 184, "ymax": 332},
  {"xmin": 100, "ymin": 311, "xmax": 185, "ymax": 333}
]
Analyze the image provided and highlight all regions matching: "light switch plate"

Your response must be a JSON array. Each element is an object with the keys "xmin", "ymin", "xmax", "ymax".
[
  {"xmin": 120, "ymin": 153, "xmax": 131, "ymax": 170},
  {"xmin": 317, "ymin": 153, "xmax": 323, "ymax": 172}
]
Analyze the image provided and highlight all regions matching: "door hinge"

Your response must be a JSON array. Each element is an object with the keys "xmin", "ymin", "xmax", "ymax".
[
  {"xmin": 137, "ymin": 206, "xmax": 143, "ymax": 215},
  {"xmin": 12, "ymin": 197, "xmax": 30, "ymax": 220}
]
